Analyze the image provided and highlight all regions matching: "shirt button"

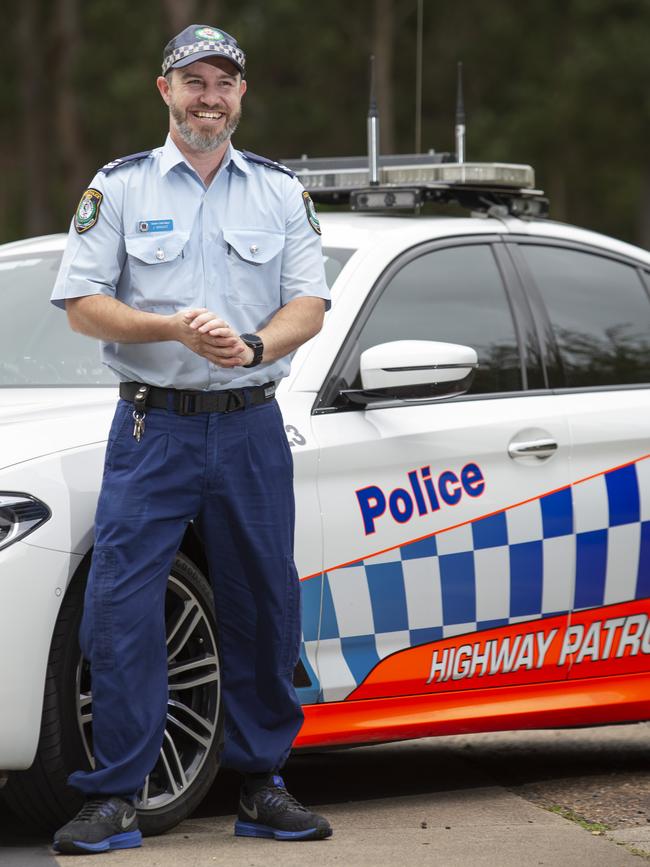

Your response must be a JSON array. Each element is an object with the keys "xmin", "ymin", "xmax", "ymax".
[
  {"xmin": 250, "ymin": 244, "xmax": 259, "ymax": 255},
  {"xmin": 155, "ymin": 248, "xmax": 165, "ymax": 261}
]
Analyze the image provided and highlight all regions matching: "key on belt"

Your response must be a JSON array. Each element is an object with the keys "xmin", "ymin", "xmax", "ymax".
[{"xmin": 132, "ymin": 385, "xmax": 149, "ymax": 443}]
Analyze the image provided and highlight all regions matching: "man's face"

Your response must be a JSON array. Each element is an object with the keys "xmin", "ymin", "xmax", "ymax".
[{"xmin": 157, "ymin": 57, "xmax": 247, "ymax": 153}]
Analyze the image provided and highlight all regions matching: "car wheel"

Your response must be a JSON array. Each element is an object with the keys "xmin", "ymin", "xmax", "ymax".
[{"xmin": 4, "ymin": 552, "xmax": 223, "ymax": 835}]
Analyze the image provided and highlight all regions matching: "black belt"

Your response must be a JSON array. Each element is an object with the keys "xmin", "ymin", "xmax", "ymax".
[{"xmin": 119, "ymin": 381, "xmax": 276, "ymax": 415}]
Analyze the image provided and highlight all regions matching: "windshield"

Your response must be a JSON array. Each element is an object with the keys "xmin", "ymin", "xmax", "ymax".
[
  {"xmin": 0, "ymin": 253, "xmax": 115, "ymax": 387},
  {"xmin": 0, "ymin": 246, "xmax": 356, "ymax": 387}
]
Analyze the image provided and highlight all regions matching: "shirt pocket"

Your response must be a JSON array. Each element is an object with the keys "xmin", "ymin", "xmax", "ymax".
[
  {"xmin": 124, "ymin": 230, "xmax": 191, "ymax": 309},
  {"xmin": 223, "ymin": 228, "xmax": 284, "ymax": 309}
]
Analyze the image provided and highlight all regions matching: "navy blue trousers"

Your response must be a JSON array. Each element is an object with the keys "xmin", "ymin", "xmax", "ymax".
[{"xmin": 69, "ymin": 395, "xmax": 304, "ymax": 797}]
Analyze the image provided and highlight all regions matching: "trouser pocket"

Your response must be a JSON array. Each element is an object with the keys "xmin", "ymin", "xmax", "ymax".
[
  {"xmin": 89, "ymin": 545, "xmax": 117, "ymax": 671},
  {"xmin": 281, "ymin": 557, "xmax": 302, "ymax": 675}
]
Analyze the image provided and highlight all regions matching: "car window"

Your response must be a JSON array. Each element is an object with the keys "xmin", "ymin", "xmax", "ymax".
[
  {"xmin": 519, "ymin": 245, "xmax": 650, "ymax": 387},
  {"xmin": 322, "ymin": 247, "xmax": 355, "ymax": 288},
  {"xmin": 0, "ymin": 253, "xmax": 114, "ymax": 386},
  {"xmin": 340, "ymin": 242, "xmax": 523, "ymax": 396}
]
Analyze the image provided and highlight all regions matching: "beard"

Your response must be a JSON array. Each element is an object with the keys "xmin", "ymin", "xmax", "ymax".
[{"xmin": 169, "ymin": 101, "xmax": 241, "ymax": 153}]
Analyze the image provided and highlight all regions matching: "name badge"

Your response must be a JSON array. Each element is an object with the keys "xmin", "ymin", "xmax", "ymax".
[{"xmin": 137, "ymin": 219, "xmax": 174, "ymax": 233}]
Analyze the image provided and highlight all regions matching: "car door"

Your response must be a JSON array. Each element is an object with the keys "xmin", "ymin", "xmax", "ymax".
[
  {"xmin": 309, "ymin": 235, "xmax": 575, "ymax": 703},
  {"xmin": 510, "ymin": 239, "xmax": 650, "ymax": 683}
]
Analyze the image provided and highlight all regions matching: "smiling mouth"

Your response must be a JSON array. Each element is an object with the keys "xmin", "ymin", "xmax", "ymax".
[{"xmin": 191, "ymin": 111, "xmax": 225, "ymax": 121}]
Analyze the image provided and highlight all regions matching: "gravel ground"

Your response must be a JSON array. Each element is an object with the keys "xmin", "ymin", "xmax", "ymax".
[{"xmin": 447, "ymin": 722, "xmax": 650, "ymax": 831}]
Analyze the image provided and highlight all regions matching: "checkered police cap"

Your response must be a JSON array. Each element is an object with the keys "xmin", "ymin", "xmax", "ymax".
[{"xmin": 162, "ymin": 25, "xmax": 245, "ymax": 77}]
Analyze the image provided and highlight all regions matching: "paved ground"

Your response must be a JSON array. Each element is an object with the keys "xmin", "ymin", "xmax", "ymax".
[{"xmin": 1, "ymin": 723, "xmax": 648, "ymax": 866}]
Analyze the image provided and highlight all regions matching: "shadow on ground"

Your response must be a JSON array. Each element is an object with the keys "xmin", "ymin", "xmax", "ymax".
[
  {"xmin": 194, "ymin": 722, "xmax": 650, "ymax": 830},
  {"xmin": 1, "ymin": 722, "xmax": 648, "ymax": 845}
]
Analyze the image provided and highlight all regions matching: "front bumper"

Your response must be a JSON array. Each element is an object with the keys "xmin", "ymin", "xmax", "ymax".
[{"xmin": 0, "ymin": 539, "xmax": 81, "ymax": 768}]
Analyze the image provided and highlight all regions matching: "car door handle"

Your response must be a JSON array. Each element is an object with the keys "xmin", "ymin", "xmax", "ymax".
[{"xmin": 508, "ymin": 438, "xmax": 558, "ymax": 460}]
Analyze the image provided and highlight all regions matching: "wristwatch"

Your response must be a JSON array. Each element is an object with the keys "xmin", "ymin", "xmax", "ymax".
[{"xmin": 240, "ymin": 333, "xmax": 264, "ymax": 368}]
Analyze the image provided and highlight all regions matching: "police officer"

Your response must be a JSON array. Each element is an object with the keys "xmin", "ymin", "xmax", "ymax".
[{"xmin": 50, "ymin": 24, "xmax": 331, "ymax": 855}]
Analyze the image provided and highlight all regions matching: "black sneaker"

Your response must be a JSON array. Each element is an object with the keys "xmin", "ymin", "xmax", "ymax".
[
  {"xmin": 53, "ymin": 796, "xmax": 142, "ymax": 855},
  {"xmin": 235, "ymin": 774, "xmax": 332, "ymax": 841}
]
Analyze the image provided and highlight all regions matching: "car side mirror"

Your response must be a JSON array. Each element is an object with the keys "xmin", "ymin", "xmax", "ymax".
[{"xmin": 340, "ymin": 340, "xmax": 478, "ymax": 407}]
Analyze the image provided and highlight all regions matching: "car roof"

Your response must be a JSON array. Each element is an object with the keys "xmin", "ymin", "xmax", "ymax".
[
  {"xmin": 0, "ymin": 233, "xmax": 67, "ymax": 258},
  {"xmin": 319, "ymin": 211, "xmax": 650, "ymax": 266},
  {"xmin": 319, "ymin": 213, "xmax": 500, "ymax": 250}
]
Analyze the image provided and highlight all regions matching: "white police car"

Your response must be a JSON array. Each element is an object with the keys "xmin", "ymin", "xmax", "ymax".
[{"xmin": 1, "ymin": 157, "xmax": 649, "ymax": 834}]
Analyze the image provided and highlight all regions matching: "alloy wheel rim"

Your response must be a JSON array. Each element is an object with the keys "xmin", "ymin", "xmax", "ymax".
[{"xmin": 75, "ymin": 573, "xmax": 221, "ymax": 810}]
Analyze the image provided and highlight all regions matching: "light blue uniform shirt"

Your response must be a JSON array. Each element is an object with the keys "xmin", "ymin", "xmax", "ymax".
[{"xmin": 51, "ymin": 136, "xmax": 330, "ymax": 390}]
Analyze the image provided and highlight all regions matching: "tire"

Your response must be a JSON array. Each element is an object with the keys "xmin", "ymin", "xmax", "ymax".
[{"xmin": 4, "ymin": 552, "xmax": 223, "ymax": 836}]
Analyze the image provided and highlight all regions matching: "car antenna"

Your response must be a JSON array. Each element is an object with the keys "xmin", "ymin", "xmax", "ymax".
[
  {"xmin": 455, "ymin": 61, "xmax": 466, "ymax": 163},
  {"xmin": 368, "ymin": 54, "xmax": 380, "ymax": 186}
]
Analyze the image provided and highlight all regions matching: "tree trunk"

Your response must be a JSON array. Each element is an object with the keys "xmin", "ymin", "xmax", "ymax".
[
  {"xmin": 52, "ymin": 0, "xmax": 88, "ymax": 208},
  {"xmin": 637, "ymin": 166, "xmax": 650, "ymax": 250},
  {"xmin": 547, "ymin": 164, "xmax": 567, "ymax": 224},
  {"xmin": 198, "ymin": 0, "xmax": 221, "ymax": 24},
  {"xmin": 162, "ymin": 0, "xmax": 200, "ymax": 36},
  {"xmin": 18, "ymin": 0, "xmax": 52, "ymax": 235},
  {"xmin": 373, "ymin": 0, "xmax": 395, "ymax": 155}
]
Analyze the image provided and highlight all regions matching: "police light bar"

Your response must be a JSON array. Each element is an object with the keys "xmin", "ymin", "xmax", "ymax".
[
  {"xmin": 284, "ymin": 153, "xmax": 452, "ymax": 190},
  {"xmin": 284, "ymin": 155, "xmax": 548, "ymax": 216},
  {"xmin": 411, "ymin": 162, "xmax": 535, "ymax": 188},
  {"xmin": 288, "ymin": 160, "xmax": 536, "ymax": 192}
]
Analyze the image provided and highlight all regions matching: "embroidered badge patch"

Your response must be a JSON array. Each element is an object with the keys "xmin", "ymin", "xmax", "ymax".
[
  {"xmin": 74, "ymin": 189, "xmax": 103, "ymax": 234},
  {"xmin": 195, "ymin": 26, "xmax": 224, "ymax": 40},
  {"xmin": 302, "ymin": 191, "xmax": 321, "ymax": 235}
]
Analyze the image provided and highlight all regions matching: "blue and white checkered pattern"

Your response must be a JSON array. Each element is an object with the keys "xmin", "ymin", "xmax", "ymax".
[
  {"xmin": 301, "ymin": 458, "xmax": 650, "ymax": 702},
  {"xmin": 162, "ymin": 39, "xmax": 246, "ymax": 75}
]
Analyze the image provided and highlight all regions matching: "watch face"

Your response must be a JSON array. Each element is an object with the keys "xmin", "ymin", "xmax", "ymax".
[{"xmin": 241, "ymin": 334, "xmax": 263, "ymax": 367}]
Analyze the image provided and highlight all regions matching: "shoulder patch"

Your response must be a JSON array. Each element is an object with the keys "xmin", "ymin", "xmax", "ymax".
[
  {"xmin": 302, "ymin": 191, "xmax": 321, "ymax": 235},
  {"xmin": 74, "ymin": 188, "xmax": 103, "ymax": 234},
  {"xmin": 99, "ymin": 150, "xmax": 153, "ymax": 175},
  {"xmin": 240, "ymin": 151, "xmax": 295, "ymax": 178}
]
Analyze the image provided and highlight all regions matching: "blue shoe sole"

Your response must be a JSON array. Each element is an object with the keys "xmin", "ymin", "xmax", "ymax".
[
  {"xmin": 53, "ymin": 829, "xmax": 143, "ymax": 854},
  {"xmin": 235, "ymin": 820, "xmax": 331, "ymax": 841}
]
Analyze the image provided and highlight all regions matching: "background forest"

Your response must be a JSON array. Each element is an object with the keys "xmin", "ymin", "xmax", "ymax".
[{"xmin": 3, "ymin": 0, "xmax": 650, "ymax": 247}]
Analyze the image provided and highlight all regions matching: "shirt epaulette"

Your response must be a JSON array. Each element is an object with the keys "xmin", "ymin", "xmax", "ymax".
[
  {"xmin": 99, "ymin": 150, "xmax": 153, "ymax": 175},
  {"xmin": 240, "ymin": 151, "xmax": 295, "ymax": 178}
]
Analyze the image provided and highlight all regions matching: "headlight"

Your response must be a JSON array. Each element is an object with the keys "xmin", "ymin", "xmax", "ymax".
[{"xmin": 0, "ymin": 493, "xmax": 51, "ymax": 550}]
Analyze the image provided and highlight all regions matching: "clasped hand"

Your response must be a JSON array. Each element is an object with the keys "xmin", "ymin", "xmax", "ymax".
[{"xmin": 176, "ymin": 309, "xmax": 254, "ymax": 368}]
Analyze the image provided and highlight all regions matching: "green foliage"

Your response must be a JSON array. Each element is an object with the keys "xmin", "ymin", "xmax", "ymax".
[{"xmin": 3, "ymin": 0, "xmax": 650, "ymax": 247}]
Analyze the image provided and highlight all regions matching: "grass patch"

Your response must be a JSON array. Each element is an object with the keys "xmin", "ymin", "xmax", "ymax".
[
  {"xmin": 547, "ymin": 804, "xmax": 610, "ymax": 833},
  {"xmin": 627, "ymin": 846, "xmax": 650, "ymax": 856},
  {"xmin": 626, "ymin": 846, "xmax": 650, "ymax": 861}
]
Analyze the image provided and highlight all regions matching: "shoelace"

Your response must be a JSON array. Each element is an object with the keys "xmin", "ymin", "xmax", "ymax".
[
  {"xmin": 76, "ymin": 799, "xmax": 120, "ymax": 822},
  {"xmin": 258, "ymin": 785, "xmax": 308, "ymax": 813}
]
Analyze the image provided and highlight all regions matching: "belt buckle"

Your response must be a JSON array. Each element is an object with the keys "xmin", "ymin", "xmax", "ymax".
[
  {"xmin": 178, "ymin": 392, "xmax": 197, "ymax": 415},
  {"xmin": 224, "ymin": 390, "xmax": 245, "ymax": 413}
]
